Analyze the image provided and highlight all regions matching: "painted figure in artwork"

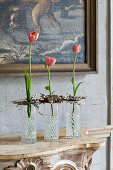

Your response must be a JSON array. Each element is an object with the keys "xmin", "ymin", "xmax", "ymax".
[
  {"xmin": 0, "ymin": 0, "xmax": 85, "ymax": 64},
  {"xmin": 0, "ymin": 0, "xmax": 60, "ymax": 33},
  {"xmin": 0, "ymin": 0, "xmax": 84, "ymax": 33}
]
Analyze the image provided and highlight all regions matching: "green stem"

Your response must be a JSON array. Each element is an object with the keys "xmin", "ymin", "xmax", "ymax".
[
  {"xmin": 29, "ymin": 42, "xmax": 32, "ymax": 79},
  {"xmin": 73, "ymin": 103, "xmax": 75, "ymax": 113},
  {"xmin": 27, "ymin": 103, "xmax": 31, "ymax": 118},
  {"xmin": 47, "ymin": 66, "xmax": 52, "ymax": 96},
  {"xmin": 71, "ymin": 53, "xmax": 77, "ymax": 135},
  {"xmin": 72, "ymin": 53, "xmax": 76, "ymax": 113},
  {"xmin": 73, "ymin": 53, "xmax": 77, "ymax": 97},
  {"xmin": 47, "ymin": 66, "xmax": 54, "ymax": 116},
  {"xmin": 27, "ymin": 42, "xmax": 32, "ymax": 118},
  {"xmin": 51, "ymin": 104, "xmax": 54, "ymax": 116},
  {"xmin": 72, "ymin": 103, "xmax": 75, "ymax": 136},
  {"xmin": 73, "ymin": 126, "xmax": 75, "ymax": 136}
]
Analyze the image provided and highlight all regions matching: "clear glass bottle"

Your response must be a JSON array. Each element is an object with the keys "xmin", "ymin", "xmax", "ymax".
[
  {"xmin": 66, "ymin": 102, "xmax": 81, "ymax": 138},
  {"xmin": 21, "ymin": 104, "xmax": 37, "ymax": 144},
  {"xmin": 44, "ymin": 103, "xmax": 59, "ymax": 141}
]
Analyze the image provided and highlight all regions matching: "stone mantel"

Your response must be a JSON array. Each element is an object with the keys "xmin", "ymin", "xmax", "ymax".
[{"xmin": 0, "ymin": 129, "xmax": 105, "ymax": 170}]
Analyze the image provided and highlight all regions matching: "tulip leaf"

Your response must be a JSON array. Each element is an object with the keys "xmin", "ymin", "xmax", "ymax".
[
  {"xmin": 74, "ymin": 82, "xmax": 84, "ymax": 96},
  {"xmin": 23, "ymin": 67, "xmax": 31, "ymax": 102},
  {"xmin": 27, "ymin": 88, "xmax": 31, "ymax": 102},
  {"xmin": 28, "ymin": 76, "xmax": 31, "ymax": 89},
  {"xmin": 71, "ymin": 77, "xmax": 74, "ymax": 84},
  {"xmin": 45, "ymin": 86, "xmax": 50, "ymax": 90},
  {"xmin": 24, "ymin": 74, "xmax": 29, "ymax": 96},
  {"xmin": 23, "ymin": 67, "xmax": 29, "ymax": 78}
]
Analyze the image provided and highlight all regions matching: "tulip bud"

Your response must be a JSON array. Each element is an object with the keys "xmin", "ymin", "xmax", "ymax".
[
  {"xmin": 72, "ymin": 44, "xmax": 81, "ymax": 53},
  {"xmin": 28, "ymin": 31, "xmax": 39, "ymax": 43},
  {"xmin": 45, "ymin": 56, "xmax": 56, "ymax": 66}
]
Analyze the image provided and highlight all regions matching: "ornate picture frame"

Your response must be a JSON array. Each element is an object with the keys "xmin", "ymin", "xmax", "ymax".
[{"xmin": 0, "ymin": 0, "xmax": 97, "ymax": 76}]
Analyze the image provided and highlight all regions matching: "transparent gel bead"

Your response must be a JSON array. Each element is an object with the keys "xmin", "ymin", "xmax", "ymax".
[
  {"xmin": 21, "ymin": 105, "xmax": 37, "ymax": 144},
  {"xmin": 44, "ymin": 103, "xmax": 59, "ymax": 141},
  {"xmin": 66, "ymin": 103, "xmax": 81, "ymax": 138}
]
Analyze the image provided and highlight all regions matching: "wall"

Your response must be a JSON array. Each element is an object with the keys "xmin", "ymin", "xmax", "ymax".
[
  {"xmin": 111, "ymin": 0, "xmax": 113, "ymax": 169},
  {"xmin": 0, "ymin": 0, "xmax": 108, "ymax": 169}
]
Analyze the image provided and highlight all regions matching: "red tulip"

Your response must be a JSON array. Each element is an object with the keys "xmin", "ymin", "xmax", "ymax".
[
  {"xmin": 28, "ymin": 31, "xmax": 39, "ymax": 43},
  {"xmin": 45, "ymin": 56, "xmax": 56, "ymax": 66},
  {"xmin": 72, "ymin": 44, "xmax": 81, "ymax": 53}
]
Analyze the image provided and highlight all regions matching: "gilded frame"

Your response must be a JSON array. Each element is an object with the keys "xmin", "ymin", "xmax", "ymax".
[{"xmin": 0, "ymin": 0, "xmax": 97, "ymax": 76}]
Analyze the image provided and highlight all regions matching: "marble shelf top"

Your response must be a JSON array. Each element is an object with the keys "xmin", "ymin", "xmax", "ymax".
[{"xmin": 0, "ymin": 129, "xmax": 105, "ymax": 160}]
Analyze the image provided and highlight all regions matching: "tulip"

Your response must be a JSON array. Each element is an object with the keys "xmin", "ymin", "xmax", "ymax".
[
  {"xmin": 45, "ymin": 56, "xmax": 56, "ymax": 116},
  {"xmin": 45, "ymin": 56, "xmax": 56, "ymax": 66},
  {"xmin": 71, "ymin": 44, "xmax": 83, "ymax": 98},
  {"xmin": 28, "ymin": 31, "xmax": 39, "ymax": 43},
  {"xmin": 24, "ymin": 30, "xmax": 39, "ymax": 118},
  {"xmin": 72, "ymin": 44, "xmax": 81, "ymax": 54}
]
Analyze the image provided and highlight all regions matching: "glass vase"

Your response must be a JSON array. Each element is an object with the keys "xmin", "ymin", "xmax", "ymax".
[
  {"xmin": 66, "ymin": 102, "xmax": 81, "ymax": 138},
  {"xmin": 21, "ymin": 104, "xmax": 37, "ymax": 144},
  {"xmin": 44, "ymin": 103, "xmax": 59, "ymax": 141}
]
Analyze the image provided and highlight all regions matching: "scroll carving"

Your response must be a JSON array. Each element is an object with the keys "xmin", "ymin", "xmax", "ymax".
[
  {"xmin": 4, "ymin": 157, "xmax": 49, "ymax": 170},
  {"xmin": 4, "ymin": 149, "xmax": 96, "ymax": 170},
  {"xmin": 84, "ymin": 158, "xmax": 92, "ymax": 170},
  {"xmin": 4, "ymin": 157, "xmax": 92, "ymax": 170},
  {"xmin": 52, "ymin": 160, "xmax": 79, "ymax": 170}
]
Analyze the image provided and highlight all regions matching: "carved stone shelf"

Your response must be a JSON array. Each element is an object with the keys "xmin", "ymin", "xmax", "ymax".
[{"xmin": 0, "ymin": 129, "xmax": 105, "ymax": 170}]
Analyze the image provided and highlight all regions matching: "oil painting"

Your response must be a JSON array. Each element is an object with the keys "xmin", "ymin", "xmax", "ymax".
[
  {"xmin": 0, "ymin": 0, "xmax": 97, "ymax": 75},
  {"xmin": 0, "ymin": 0, "xmax": 85, "ymax": 64}
]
